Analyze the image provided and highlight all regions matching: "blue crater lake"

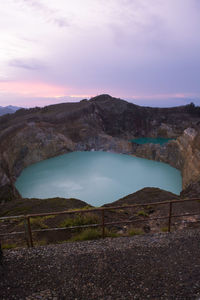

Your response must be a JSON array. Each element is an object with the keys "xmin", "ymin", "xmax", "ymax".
[
  {"xmin": 15, "ymin": 151, "xmax": 182, "ymax": 206},
  {"xmin": 131, "ymin": 137, "xmax": 175, "ymax": 145}
]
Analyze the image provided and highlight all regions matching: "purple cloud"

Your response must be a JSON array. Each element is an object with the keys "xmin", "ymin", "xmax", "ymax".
[
  {"xmin": 53, "ymin": 18, "xmax": 70, "ymax": 28},
  {"xmin": 9, "ymin": 59, "xmax": 45, "ymax": 70},
  {"xmin": 1, "ymin": 0, "xmax": 200, "ymax": 107},
  {"xmin": 13, "ymin": 0, "xmax": 70, "ymax": 28}
]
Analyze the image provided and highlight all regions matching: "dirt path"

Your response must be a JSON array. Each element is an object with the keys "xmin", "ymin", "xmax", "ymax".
[{"xmin": 1, "ymin": 230, "xmax": 200, "ymax": 300}]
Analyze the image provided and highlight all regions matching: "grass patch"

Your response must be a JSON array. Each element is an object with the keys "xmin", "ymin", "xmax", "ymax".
[
  {"xmin": 71, "ymin": 205, "xmax": 94, "ymax": 211},
  {"xmin": 147, "ymin": 205, "xmax": 153, "ymax": 210},
  {"xmin": 137, "ymin": 210, "xmax": 149, "ymax": 217},
  {"xmin": 29, "ymin": 215, "xmax": 55, "ymax": 229},
  {"xmin": 106, "ymin": 230, "xmax": 120, "ymax": 238},
  {"xmin": 69, "ymin": 228, "xmax": 120, "ymax": 242},
  {"xmin": 2, "ymin": 243, "xmax": 17, "ymax": 249},
  {"xmin": 1, "ymin": 206, "xmax": 31, "ymax": 217},
  {"xmin": 34, "ymin": 239, "xmax": 48, "ymax": 246},
  {"xmin": 60, "ymin": 213, "xmax": 100, "ymax": 228},
  {"xmin": 128, "ymin": 228, "xmax": 144, "ymax": 236},
  {"xmin": 112, "ymin": 209, "xmax": 125, "ymax": 213},
  {"xmin": 69, "ymin": 228, "xmax": 102, "ymax": 242},
  {"xmin": 161, "ymin": 226, "xmax": 168, "ymax": 232}
]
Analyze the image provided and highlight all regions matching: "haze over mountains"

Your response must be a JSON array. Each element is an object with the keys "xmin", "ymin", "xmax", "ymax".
[{"xmin": 0, "ymin": 105, "xmax": 21, "ymax": 116}]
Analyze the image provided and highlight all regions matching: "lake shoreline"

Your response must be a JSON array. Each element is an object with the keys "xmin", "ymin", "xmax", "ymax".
[{"xmin": 15, "ymin": 151, "xmax": 182, "ymax": 206}]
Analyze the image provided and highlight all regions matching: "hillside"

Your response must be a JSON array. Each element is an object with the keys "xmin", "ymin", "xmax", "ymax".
[{"xmin": 0, "ymin": 94, "xmax": 200, "ymax": 202}]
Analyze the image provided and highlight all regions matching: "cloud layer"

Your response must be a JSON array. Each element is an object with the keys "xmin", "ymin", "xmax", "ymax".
[{"xmin": 0, "ymin": 0, "xmax": 200, "ymax": 106}]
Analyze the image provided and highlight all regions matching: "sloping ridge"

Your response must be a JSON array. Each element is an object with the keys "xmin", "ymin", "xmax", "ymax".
[{"xmin": 0, "ymin": 94, "xmax": 200, "ymax": 202}]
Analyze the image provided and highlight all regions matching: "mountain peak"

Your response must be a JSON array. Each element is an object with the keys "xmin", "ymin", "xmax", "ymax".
[
  {"xmin": 0, "ymin": 105, "xmax": 21, "ymax": 116},
  {"xmin": 90, "ymin": 94, "xmax": 114, "ymax": 102}
]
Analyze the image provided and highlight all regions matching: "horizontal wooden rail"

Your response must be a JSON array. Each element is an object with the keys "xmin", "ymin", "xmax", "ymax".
[
  {"xmin": 1, "ymin": 198, "xmax": 199, "ymax": 220},
  {"xmin": 26, "ymin": 198, "xmax": 200, "ymax": 218},
  {"xmin": 0, "ymin": 197, "xmax": 200, "ymax": 248},
  {"xmin": 0, "ymin": 215, "xmax": 25, "ymax": 220}
]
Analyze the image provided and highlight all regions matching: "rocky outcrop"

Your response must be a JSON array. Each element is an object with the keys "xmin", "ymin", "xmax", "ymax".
[
  {"xmin": 0, "ymin": 94, "xmax": 200, "ymax": 202},
  {"xmin": 131, "ymin": 140, "xmax": 183, "ymax": 170},
  {"xmin": 75, "ymin": 133, "xmax": 132, "ymax": 153},
  {"xmin": 131, "ymin": 127, "xmax": 200, "ymax": 191},
  {"xmin": 177, "ymin": 128, "xmax": 200, "ymax": 187}
]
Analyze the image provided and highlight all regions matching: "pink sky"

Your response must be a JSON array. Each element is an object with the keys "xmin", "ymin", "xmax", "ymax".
[{"xmin": 0, "ymin": 0, "xmax": 200, "ymax": 107}]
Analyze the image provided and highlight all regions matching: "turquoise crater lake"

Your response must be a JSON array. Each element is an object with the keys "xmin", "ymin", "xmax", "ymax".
[
  {"xmin": 15, "ymin": 151, "xmax": 182, "ymax": 206},
  {"xmin": 131, "ymin": 137, "xmax": 175, "ymax": 145}
]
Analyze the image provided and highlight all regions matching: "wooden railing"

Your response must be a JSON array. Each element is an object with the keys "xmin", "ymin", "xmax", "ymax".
[{"xmin": 0, "ymin": 198, "xmax": 200, "ymax": 248}]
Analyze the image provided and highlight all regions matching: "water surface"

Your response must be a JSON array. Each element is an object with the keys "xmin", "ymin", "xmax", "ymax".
[
  {"xmin": 15, "ymin": 151, "xmax": 182, "ymax": 206},
  {"xmin": 131, "ymin": 137, "xmax": 175, "ymax": 145}
]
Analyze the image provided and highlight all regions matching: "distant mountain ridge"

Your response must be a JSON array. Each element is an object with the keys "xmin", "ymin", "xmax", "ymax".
[{"xmin": 0, "ymin": 105, "xmax": 21, "ymax": 116}]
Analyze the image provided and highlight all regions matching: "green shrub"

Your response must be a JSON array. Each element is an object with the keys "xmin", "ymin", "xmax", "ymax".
[
  {"xmin": 69, "ymin": 228, "xmax": 120, "ymax": 242},
  {"xmin": 60, "ymin": 213, "xmax": 100, "ymax": 228},
  {"xmin": 68, "ymin": 205, "xmax": 93, "ymax": 212},
  {"xmin": 146, "ymin": 205, "xmax": 153, "ymax": 210},
  {"xmin": 71, "ymin": 205, "xmax": 93, "ymax": 211},
  {"xmin": 106, "ymin": 229, "xmax": 120, "ymax": 238},
  {"xmin": 137, "ymin": 210, "xmax": 149, "ymax": 217},
  {"xmin": 29, "ymin": 215, "xmax": 55, "ymax": 229},
  {"xmin": 34, "ymin": 239, "xmax": 48, "ymax": 246},
  {"xmin": 128, "ymin": 228, "xmax": 144, "ymax": 236},
  {"xmin": 2, "ymin": 243, "xmax": 17, "ymax": 249},
  {"xmin": 161, "ymin": 226, "xmax": 168, "ymax": 232},
  {"xmin": 69, "ymin": 228, "xmax": 102, "ymax": 242}
]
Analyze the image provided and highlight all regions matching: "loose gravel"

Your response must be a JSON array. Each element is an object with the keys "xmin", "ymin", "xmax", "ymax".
[{"xmin": 1, "ymin": 230, "xmax": 200, "ymax": 299}]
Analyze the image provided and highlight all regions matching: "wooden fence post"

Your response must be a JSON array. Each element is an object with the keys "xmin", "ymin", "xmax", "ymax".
[
  {"xmin": 0, "ymin": 241, "xmax": 3, "ymax": 265},
  {"xmin": 24, "ymin": 218, "xmax": 30, "ymax": 248},
  {"xmin": 27, "ymin": 216, "xmax": 34, "ymax": 247},
  {"xmin": 168, "ymin": 202, "xmax": 173, "ymax": 232},
  {"xmin": 102, "ymin": 209, "xmax": 105, "ymax": 238}
]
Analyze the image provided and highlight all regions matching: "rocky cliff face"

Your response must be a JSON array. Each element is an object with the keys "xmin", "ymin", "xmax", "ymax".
[
  {"xmin": 131, "ymin": 127, "xmax": 200, "ymax": 190},
  {"xmin": 0, "ymin": 94, "xmax": 200, "ymax": 202}
]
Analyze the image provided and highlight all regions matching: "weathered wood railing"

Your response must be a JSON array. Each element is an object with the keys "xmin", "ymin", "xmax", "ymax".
[{"xmin": 0, "ymin": 198, "xmax": 200, "ymax": 248}]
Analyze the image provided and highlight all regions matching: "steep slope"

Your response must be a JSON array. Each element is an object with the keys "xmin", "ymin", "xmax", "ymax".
[{"xmin": 0, "ymin": 94, "xmax": 200, "ymax": 202}]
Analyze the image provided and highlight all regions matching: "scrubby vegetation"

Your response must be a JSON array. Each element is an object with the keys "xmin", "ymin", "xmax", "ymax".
[
  {"xmin": 60, "ymin": 213, "xmax": 100, "ymax": 228},
  {"xmin": 128, "ymin": 227, "xmax": 144, "ymax": 236},
  {"xmin": 29, "ymin": 215, "xmax": 55, "ymax": 229},
  {"xmin": 161, "ymin": 227, "xmax": 168, "ymax": 232},
  {"xmin": 137, "ymin": 210, "xmax": 149, "ymax": 217},
  {"xmin": 69, "ymin": 228, "xmax": 102, "ymax": 241},
  {"xmin": 69, "ymin": 228, "xmax": 120, "ymax": 242},
  {"xmin": 2, "ymin": 243, "xmax": 17, "ymax": 249},
  {"xmin": 0, "ymin": 197, "xmax": 90, "ymax": 217}
]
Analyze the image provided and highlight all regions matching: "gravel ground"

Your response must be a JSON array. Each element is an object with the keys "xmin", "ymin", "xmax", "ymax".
[{"xmin": 1, "ymin": 230, "xmax": 200, "ymax": 300}]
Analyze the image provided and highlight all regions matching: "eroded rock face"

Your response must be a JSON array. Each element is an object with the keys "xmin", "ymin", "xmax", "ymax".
[
  {"xmin": 177, "ymin": 128, "xmax": 200, "ymax": 188},
  {"xmin": 0, "ymin": 94, "xmax": 200, "ymax": 202},
  {"xmin": 3, "ymin": 124, "xmax": 76, "ymax": 179},
  {"xmin": 0, "ymin": 153, "xmax": 20, "ymax": 201},
  {"xmin": 131, "ymin": 128, "xmax": 200, "ymax": 191}
]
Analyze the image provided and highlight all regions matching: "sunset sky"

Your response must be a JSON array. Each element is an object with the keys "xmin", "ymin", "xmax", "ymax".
[{"xmin": 0, "ymin": 0, "xmax": 200, "ymax": 107}]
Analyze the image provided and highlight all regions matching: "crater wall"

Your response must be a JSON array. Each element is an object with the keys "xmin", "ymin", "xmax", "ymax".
[{"xmin": 0, "ymin": 95, "xmax": 200, "ymax": 202}]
